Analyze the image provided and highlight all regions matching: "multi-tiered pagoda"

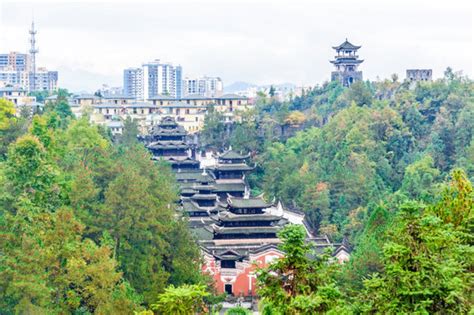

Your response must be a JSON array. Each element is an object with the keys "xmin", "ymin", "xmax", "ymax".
[
  {"xmin": 210, "ymin": 196, "xmax": 285, "ymax": 240},
  {"xmin": 330, "ymin": 39, "xmax": 363, "ymax": 87},
  {"xmin": 211, "ymin": 150, "xmax": 254, "ymax": 198},
  {"xmin": 147, "ymin": 116, "xmax": 200, "ymax": 172},
  {"xmin": 182, "ymin": 169, "xmax": 220, "ymax": 223}
]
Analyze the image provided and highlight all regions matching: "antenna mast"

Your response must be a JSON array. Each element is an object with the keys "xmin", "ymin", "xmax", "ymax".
[{"xmin": 29, "ymin": 20, "xmax": 39, "ymax": 91}]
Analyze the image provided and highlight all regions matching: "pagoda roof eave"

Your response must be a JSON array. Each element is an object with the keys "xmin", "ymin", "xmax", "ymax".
[
  {"xmin": 227, "ymin": 196, "xmax": 271, "ymax": 209},
  {"xmin": 330, "ymin": 59, "xmax": 364, "ymax": 65},
  {"xmin": 218, "ymin": 212, "xmax": 282, "ymax": 222},
  {"xmin": 332, "ymin": 40, "xmax": 361, "ymax": 50},
  {"xmin": 212, "ymin": 226, "xmax": 281, "ymax": 235}
]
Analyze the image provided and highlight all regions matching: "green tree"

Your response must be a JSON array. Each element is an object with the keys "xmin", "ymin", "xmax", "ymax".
[
  {"xmin": 399, "ymin": 154, "xmax": 440, "ymax": 201},
  {"xmin": 120, "ymin": 116, "xmax": 139, "ymax": 146},
  {"xmin": 357, "ymin": 170, "xmax": 473, "ymax": 314},
  {"xmin": 0, "ymin": 134, "xmax": 137, "ymax": 313},
  {"xmin": 0, "ymin": 98, "xmax": 16, "ymax": 130},
  {"xmin": 225, "ymin": 306, "xmax": 252, "ymax": 314},
  {"xmin": 201, "ymin": 105, "xmax": 228, "ymax": 148},
  {"xmin": 150, "ymin": 284, "xmax": 210, "ymax": 315},
  {"xmin": 257, "ymin": 225, "xmax": 348, "ymax": 314}
]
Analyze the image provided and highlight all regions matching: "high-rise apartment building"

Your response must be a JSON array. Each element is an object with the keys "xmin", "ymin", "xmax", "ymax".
[
  {"xmin": 183, "ymin": 76, "xmax": 223, "ymax": 97},
  {"xmin": 32, "ymin": 68, "xmax": 58, "ymax": 92},
  {"xmin": 123, "ymin": 67, "xmax": 143, "ymax": 99},
  {"xmin": 175, "ymin": 65, "xmax": 183, "ymax": 99},
  {"xmin": 0, "ymin": 52, "xmax": 30, "ymax": 71},
  {"xmin": 124, "ymin": 60, "xmax": 182, "ymax": 100}
]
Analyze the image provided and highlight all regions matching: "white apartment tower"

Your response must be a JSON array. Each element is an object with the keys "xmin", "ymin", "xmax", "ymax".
[
  {"xmin": 183, "ymin": 76, "xmax": 223, "ymax": 97},
  {"xmin": 124, "ymin": 60, "xmax": 183, "ymax": 100},
  {"xmin": 123, "ymin": 67, "xmax": 143, "ymax": 99}
]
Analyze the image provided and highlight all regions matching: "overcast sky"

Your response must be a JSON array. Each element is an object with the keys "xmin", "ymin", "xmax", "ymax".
[{"xmin": 0, "ymin": 0, "xmax": 472, "ymax": 92}]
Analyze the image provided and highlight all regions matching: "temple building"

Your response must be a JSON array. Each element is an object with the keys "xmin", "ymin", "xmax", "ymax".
[
  {"xmin": 210, "ymin": 150, "xmax": 253, "ymax": 199},
  {"xmin": 146, "ymin": 116, "xmax": 200, "ymax": 172},
  {"xmin": 330, "ymin": 39, "xmax": 364, "ymax": 87},
  {"xmin": 141, "ymin": 125, "xmax": 352, "ymax": 302},
  {"xmin": 200, "ymin": 195, "xmax": 351, "ymax": 297}
]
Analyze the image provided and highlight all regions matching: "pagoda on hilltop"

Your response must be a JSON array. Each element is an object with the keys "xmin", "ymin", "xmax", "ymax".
[
  {"xmin": 330, "ymin": 39, "xmax": 364, "ymax": 87},
  {"xmin": 146, "ymin": 116, "xmax": 200, "ymax": 172},
  {"xmin": 211, "ymin": 149, "xmax": 254, "ymax": 198}
]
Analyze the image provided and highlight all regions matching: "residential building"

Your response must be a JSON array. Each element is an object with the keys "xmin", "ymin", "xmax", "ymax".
[
  {"xmin": 0, "ymin": 86, "xmax": 43, "ymax": 114},
  {"xmin": 175, "ymin": 65, "xmax": 183, "ymax": 98},
  {"xmin": 98, "ymin": 84, "xmax": 123, "ymax": 96},
  {"xmin": 0, "ymin": 69, "xmax": 30, "ymax": 88},
  {"xmin": 183, "ymin": 76, "xmax": 223, "ymax": 97},
  {"xmin": 330, "ymin": 39, "xmax": 364, "ymax": 87},
  {"xmin": 123, "ymin": 67, "xmax": 143, "ymax": 99},
  {"xmin": 143, "ymin": 59, "xmax": 181, "ymax": 99},
  {"xmin": 124, "ymin": 60, "xmax": 182, "ymax": 100},
  {"xmin": 31, "ymin": 67, "xmax": 58, "ymax": 92},
  {"xmin": 86, "ymin": 93, "xmax": 252, "ymax": 135},
  {"xmin": 0, "ymin": 52, "xmax": 30, "ymax": 71}
]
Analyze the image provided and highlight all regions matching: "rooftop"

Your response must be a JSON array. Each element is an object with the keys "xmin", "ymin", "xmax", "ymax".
[
  {"xmin": 213, "ymin": 182, "xmax": 246, "ymax": 193},
  {"xmin": 227, "ymin": 196, "xmax": 271, "ymax": 209},
  {"xmin": 218, "ymin": 93, "xmax": 248, "ymax": 100},
  {"xmin": 102, "ymin": 95, "xmax": 135, "ymax": 100},
  {"xmin": 218, "ymin": 150, "xmax": 250, "ymax": 160},
  {"xmin": 214, "ymin": 163, "xmax": 254, "ymax": 171},
  {"xmin": 332, "ymin": 39, "xmax": 361, "ymax": 51},
  {"xmin": 217, "ymin": 211, "xmax": 282, "ymax": 222},
  {"xmin": 330, "ymin": 59, "xmax": 364, "ymax": 65},
  {"xmin": 212, "ymin": 225, "xmax": 280, "ymax": 235}
]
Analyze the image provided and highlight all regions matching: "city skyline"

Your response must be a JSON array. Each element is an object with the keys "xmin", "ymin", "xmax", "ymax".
[{"xmin": 0, "ymin": 0, "xmax": 472, "ymax": 92}]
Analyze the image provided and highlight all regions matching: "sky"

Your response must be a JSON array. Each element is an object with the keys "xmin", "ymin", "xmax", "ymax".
[{"xmin": 0, "ymin": 0, "xmax": 473, "ymax": 92}]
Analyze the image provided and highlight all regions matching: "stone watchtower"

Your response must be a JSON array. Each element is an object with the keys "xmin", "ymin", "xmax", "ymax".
[{"xmin": 330, "ymin": 39, "xmax": 363, "ymax": 87}]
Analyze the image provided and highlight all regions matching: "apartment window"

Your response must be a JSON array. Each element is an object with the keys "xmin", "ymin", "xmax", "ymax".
[
  {"xmin": 195, "ymin": 117, "xmax": 198, "ymax": 122},
  {"xmin": 106, "ymin": 109, "xmax": 109, "ymax": 114},
  {"xmin": 186, "ymin": 109, "xmax": 190, "ymax": 114},
  {"xmin": 133, "ymin": 108, "xmax": 137, "ymax": 114}
]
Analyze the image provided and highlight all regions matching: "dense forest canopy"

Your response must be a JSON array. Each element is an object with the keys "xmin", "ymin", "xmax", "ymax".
[{"xmin": 0, "ymin": 99, "xmax": 204, "ymax": 313}]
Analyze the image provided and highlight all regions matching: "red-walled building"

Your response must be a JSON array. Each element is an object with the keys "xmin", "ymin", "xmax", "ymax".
[
  {"xmin": 198, "ymin": 195, "xmax": 351, "ymax": 297},
  {"xmin": 202, "ymin": 244, "xmax": 284, "ymax": 296}
]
